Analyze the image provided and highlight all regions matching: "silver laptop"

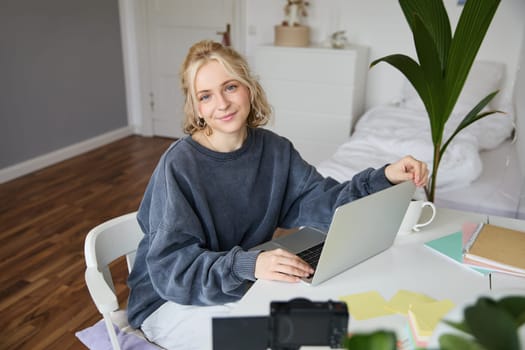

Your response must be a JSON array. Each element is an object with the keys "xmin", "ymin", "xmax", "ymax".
[{"xmin": 251, "ymin": 181, "xmax": 416, "ymax": 286}]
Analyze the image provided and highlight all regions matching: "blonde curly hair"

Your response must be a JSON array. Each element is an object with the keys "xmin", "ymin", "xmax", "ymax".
[{"xmin": 180, "ymin": 40, "xmax": 272, "ymax": 135}]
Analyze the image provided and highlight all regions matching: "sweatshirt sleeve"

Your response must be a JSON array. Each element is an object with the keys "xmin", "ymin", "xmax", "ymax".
[
  {"xmin": 137, "ymin": 156, "xmax": 258, "ymax": 306},
  {"xmin": 279, "ymin": 148, "xmax": 392, "ymax": 231}
]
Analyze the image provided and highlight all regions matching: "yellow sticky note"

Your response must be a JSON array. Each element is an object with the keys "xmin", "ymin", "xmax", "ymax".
[
  {"xmin": 339, "ymin": 291, "xmax": 395, "ymax": 320},
  {"xmin": 408, "ymin": 299, "xmax": 455, "ymax": 337},
  {"xmin": 385, "ymin": 290, "xmax": 436, "ymax": 315}
]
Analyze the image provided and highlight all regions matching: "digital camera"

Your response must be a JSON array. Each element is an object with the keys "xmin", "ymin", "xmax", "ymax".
[
  {"xmin": 212, "ymin": 298, "xmax": 349, "ymax": 350},
  {"xmin": 269, "ymin": 298, "xmax": 349, "ymax": 349}
]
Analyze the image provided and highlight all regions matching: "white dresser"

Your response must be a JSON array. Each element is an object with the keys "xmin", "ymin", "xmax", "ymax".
[{"xmin": 253, "ymin": 45, "xmax": 369, "ymax": 166}]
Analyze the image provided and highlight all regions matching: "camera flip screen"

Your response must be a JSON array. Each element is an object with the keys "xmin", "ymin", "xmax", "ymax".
[{"xmin": 212, "ymin": 298, "xmax": 349, "ymax": 350}]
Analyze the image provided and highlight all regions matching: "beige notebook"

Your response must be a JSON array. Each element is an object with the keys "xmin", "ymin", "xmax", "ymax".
[{"xmin": 465, "ymin": 224, "xmax": 525, "ymax": 273}]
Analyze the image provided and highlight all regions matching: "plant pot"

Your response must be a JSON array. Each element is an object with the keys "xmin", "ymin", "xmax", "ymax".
[{"xmin": 274, "ymin": 25, "xmax": 310, "ymax": 47}]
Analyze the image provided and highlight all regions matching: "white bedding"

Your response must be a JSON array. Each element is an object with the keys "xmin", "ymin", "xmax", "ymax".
[
  {"xmin": 318, "ymin": 104, "xmax": 513, "ymax": 190},
  {"xmin": 435, "ymin": 140, "xmax": 525, "ymax": 219},
  {"xmin": 316, "ymin": 104, "xmax": 522, "ymax": 217}
]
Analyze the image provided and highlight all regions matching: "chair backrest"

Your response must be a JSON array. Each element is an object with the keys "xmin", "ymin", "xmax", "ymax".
[{"xmin": 84, "ymin": 212, "xmax": 143, "ymax": 292}]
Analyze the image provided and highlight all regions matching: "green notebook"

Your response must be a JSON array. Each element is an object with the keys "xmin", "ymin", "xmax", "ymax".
[{"xmin": 424, "ymin": 232, "xmax": 489, "ymax": 275}]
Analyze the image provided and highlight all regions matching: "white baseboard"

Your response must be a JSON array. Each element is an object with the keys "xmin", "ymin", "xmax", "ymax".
[{"xmin": 0, "ymin": 126, "xmax": 133, "ymax": 184}]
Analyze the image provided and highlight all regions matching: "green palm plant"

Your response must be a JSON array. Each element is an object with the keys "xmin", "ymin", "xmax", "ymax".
[{"xmin": 370, "ymin": 0, "xmax": 501, "ymax": 202}]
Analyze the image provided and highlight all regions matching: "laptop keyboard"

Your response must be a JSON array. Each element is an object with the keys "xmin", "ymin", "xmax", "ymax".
[{"xmin": 297, "ymin": 242, "xmax": 325, "ymax": 270}]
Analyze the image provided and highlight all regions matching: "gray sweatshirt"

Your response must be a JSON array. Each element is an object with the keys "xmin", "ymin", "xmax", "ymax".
[{"xmin": 127, "ymin": 127, "xmax": 391, "ymax": 328}]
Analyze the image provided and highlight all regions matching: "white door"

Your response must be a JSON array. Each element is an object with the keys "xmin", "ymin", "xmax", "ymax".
[{"xmin": 146, "ymin": 0, "xmax": 236, "ymax": 138}]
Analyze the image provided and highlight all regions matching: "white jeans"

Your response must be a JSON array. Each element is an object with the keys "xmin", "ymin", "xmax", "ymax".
[{"xmin": 141, "ymin": 301, "xmax": 235, "ymax": 350}]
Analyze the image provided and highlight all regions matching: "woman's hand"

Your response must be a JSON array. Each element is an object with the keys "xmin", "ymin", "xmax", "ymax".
[
  {"xmin": 385, "ymin": 155, "xmax": 429, "ymax": 187},
  {"xmin": 254, "ymin": 248, "xmax": 314, "ymax": 283}
]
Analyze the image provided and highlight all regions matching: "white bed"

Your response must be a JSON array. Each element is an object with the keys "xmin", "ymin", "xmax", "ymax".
[{"xmin": 317, "ymin": 61, "xmax": 525, "ymax": 219}]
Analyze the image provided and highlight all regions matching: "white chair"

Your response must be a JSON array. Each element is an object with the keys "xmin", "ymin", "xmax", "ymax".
[{"xmin": 84, "ymin": 212, "xmax": 154, "ymax": 350}]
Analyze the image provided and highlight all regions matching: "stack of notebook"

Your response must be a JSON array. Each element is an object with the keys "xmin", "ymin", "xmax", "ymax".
[
  {"xmin": 425, "ymin": 222, "xmax": 525, "ymax": 278},
  {"xmin": 463, "ymin": 223, "xmax": 525, "ymax": 277}
]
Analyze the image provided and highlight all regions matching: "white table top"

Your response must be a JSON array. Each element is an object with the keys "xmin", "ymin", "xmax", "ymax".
[{"xmin": 230, "ymin": 208, "xmax": 525, "ymax": 347}]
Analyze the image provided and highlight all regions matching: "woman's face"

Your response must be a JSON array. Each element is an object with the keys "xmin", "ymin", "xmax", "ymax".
[{"xmin": 194, "ymin": 60, "xmax": 251, "ymax": 136}]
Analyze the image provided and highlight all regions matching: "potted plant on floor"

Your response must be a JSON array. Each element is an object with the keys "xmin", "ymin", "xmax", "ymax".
[{"xmin": 370, "ymin": 0, "xmax": 501, "ymax": 202}]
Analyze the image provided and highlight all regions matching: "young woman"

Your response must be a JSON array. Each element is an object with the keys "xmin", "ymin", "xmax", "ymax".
[{"xmin": 127, "ymin": 40, "xmax": 428, "ymax": 349}]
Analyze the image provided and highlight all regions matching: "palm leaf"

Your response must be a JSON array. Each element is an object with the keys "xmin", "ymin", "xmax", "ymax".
[
  {"xmin": 439, "ymin": 91, "xmax": 501, "ymax": 159},
  {"xmin": 371, "ymin": 0, "xmax": 500, "ymax": 202},
  {"xmin": 412, "ymin": 14, "xmax": 447, "ymax": 142},
  {"xmin": 399, "ymin": 0, "xmax": 451, "ymax": 71},
  {"xmin": 369, "ymin": 54, "xmax": 431, "ymax": 112},
  {"xmin": 444, "ymin": 0, "xmax": 500, "ymax": 117}
]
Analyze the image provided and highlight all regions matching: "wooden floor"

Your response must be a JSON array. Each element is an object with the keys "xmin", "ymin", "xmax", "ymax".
[{"xmin": 0, "ymin": 135, "xmax": 175, "ymax": 350}]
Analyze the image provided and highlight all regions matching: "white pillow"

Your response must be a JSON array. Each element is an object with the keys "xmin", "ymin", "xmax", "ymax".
[
  {"xmin": 401, "ymin": 60, "xmax": 505, "ymax": 114},
  {"xmin": 445, "ymin": 102, "xmax": 515, "ymax": 150},
  {"xmin": 400, "ymin": 60, "xmax": 513, "ymax": 150}
]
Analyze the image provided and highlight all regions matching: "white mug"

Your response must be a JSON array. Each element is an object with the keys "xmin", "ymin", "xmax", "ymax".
[{"xmin": 398, "ymin": 200, "xmax": 436, "ymax": 235}]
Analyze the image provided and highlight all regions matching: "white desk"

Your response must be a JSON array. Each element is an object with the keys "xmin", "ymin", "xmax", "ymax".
[{"xmin": 230, "ymin": 208, "xmax": 525, "ymax": 347}]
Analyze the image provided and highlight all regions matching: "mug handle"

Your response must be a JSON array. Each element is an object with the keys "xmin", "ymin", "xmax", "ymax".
[{"xmin": 413, "ymin": 201, "xmax": 436, "ymax": 232}]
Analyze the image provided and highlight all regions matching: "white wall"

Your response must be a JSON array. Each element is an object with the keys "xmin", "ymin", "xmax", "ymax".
[
  {"xmin": 514, "ymin": 25, "xmax": 525, "ymax": 175},
  {"xmin": 516, "ymin": 31, "xmax": 525, "ymax": 219},
  {"xmin": 244, "ymin": 0, "xmax": 525, "ymax": 109},
  {"xmin": 0, "ymin": 0, "xmax": 130, "ymax": 183}
]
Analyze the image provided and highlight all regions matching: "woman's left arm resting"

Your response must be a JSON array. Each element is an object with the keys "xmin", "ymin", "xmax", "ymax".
[{"xmin": 384, "ymin": 155, "xmax": 429, "ymax": 187}]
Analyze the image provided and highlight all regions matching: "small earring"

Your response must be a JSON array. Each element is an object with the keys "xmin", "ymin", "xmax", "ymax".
[{"xmin": 197, "ymin": 117, "xmax": 206, "ymax": 128}]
